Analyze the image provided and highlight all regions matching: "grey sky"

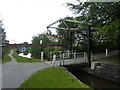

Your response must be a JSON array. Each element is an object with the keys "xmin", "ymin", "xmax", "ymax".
[
  {"xmin": 0, "ymin": 0, "xmax": 79, "ymax": 44},
  {"xmin": 1, "ymin": 0, "xmax": 119, "ymax": 44}
]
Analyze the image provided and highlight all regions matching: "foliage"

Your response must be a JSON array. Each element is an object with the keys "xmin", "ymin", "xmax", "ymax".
[
  {"xmin": 30, "ymin": 30, "xmax": 62, "ymax": 59},
  {"xmin": 30, "ymin": 36, "xmax": 41, "ymax": 59},
  {"xmin": 19, "ymin": 67, "xmax": 91, "ymax": 88},
  {"xmin": 57, "ymin": 17, "xmax": 75, "ymax": 43},
  {"xmin": 93, "ymin": 19, "xmax": 120, "ymax": 49},
  {"xmin": 67, "ymin": 2, "xmax": 120, "ymax": 27},
  {"xmin": 66, "ymin": 2, "xmax": 120, "ymax": 52},
  {"xmin": 12, "ymin": 50, "xmax": 43, "ymax": 62}
]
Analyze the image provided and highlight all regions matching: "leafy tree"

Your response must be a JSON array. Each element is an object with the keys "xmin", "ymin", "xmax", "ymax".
[
  {"xmin": 67, "ymin": 2, "xmax": 120, "ymax": 27},
  {"xmin": 93, "ymin": 19, "xmax": 120, "ymax": 49},
  {"xmin": 56, "ymin": 17, "xmax": 78, "ymax": 51},
  {"xmin": 30, "ymin": 36, "xmax": 41, "ymax": 59},
  {"xmin": 66, "ymin": 1, "xmax": 120, "ymax": 52},
  {"xmin": 30, "ymin": 30, "xmax": 62, "ymax": 59}
]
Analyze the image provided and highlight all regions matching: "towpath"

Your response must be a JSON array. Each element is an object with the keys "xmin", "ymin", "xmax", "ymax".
[{"xmin": 2, "ymin": 50, "xmax": 50, "ymax": 88}]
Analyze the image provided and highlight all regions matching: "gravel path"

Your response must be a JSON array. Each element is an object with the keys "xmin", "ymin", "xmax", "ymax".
[{"xmin": 2, "ymin": 50, "xmax": 50, "ymax": 88}]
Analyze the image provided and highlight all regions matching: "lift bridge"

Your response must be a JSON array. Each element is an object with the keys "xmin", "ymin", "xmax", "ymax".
[
  {"xmin": 5, "ymin": 18, "xmax": 97, "ymax": 67},
  {"xmin": 46, "ymin": 50, "xmax": 88, "ymax": 67},
  {"xmin": 47, "ymin": 18, "xmax": 97, "ymax": 67}
]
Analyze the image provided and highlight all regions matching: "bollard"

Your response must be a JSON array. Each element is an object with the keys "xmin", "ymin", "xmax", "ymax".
[
  {"xmin": 51, "ymin": 54, "xmax": 56, "ymax": 67},
  {"xmin": 41, "ymin": 52, "xmax": 44, "ymax": 61},
  {"xmin": 106, "ymin": 49, "xmax": 108, "ymax": 58}
]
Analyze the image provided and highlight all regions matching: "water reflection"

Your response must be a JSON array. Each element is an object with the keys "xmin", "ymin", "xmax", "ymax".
[
  {"xmin": 67, "ymin": 67, "xmax": 120, "ymax": 89},
  {"xmin": 19, "ymin": 53, "xmax": 31, "ymax": 58}
]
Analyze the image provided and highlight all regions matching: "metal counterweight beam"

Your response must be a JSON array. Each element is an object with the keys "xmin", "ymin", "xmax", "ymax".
[{"xmin": 47, "ymin": 19, "xmax": 92, "ymax": 28}]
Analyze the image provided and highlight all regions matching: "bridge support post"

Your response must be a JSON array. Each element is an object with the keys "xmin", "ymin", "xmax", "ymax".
[
  {"xmin": 91, "ymin": 52, "xmax": 93, "ymax": 61},
  {"xmin": 87, "ymin": 25, "xmax": 91, "ymax": 67}
]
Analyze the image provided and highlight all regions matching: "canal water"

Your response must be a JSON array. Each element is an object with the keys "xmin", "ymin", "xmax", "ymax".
[
  {"xmin": 66, "ymin": 66, "xmax": 120, "ymax": 89},
  {"xmin": 18, "ymin": 53, "xmax": 31, "ymax": 58}
]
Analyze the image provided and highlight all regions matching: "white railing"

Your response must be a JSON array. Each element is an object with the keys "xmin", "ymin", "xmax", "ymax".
[{"xmin": 49, "ymin": 50, "xmax": 88, "ymax": 66}]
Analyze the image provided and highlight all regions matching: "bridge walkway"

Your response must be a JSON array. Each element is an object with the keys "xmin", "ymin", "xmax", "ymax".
[{"xmin": 46, "ymin": 57, "xmax": 88, "ymax": 66}]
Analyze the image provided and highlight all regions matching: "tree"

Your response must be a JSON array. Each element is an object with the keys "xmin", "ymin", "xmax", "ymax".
[
  {"xmin": 56, "ymin": 17, "xmax": 78, "ymax": 51},
  {"xmin": 30, "ymin": 30, "xmax": 62, "ymax": 59},
  {"xmin": 67, "ymin": 2, "xmax": 120, "ymax": 27},
  {"xmin": 93, "ymin": 19, "xmax": 120, "ymax": 49},
  {"xmin": 30, "ymin": 36, "xmax": 41, "ymax": 59},
  {"xmin": 67, "ymin": 1, "xmax": 120, "ymax": 52}
]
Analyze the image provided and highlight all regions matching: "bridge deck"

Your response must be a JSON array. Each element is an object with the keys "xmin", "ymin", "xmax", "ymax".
[{"xmin": 46, "ymin": 57, "xmax": 88, "ymax": 66}]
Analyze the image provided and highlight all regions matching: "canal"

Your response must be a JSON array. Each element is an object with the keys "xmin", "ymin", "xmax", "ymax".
[
  {"xmin": 66, "ymin": 66, "xmax": 120, "ymax": 89},
  {"xmin": 18, "ymin": 53, "xmax": 31, "ymax": 58}
]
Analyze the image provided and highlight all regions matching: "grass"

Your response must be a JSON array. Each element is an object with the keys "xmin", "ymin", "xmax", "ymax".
[
  {"xmin": 94, "ymin": 55, "xmax": 120, "ymax": 64},
  {"xmin": 2, "ymin": 49, "xmax": 11, "ymax": 63},
  {"xmin": 12, "ymin": 50, "xmax": 43, "ymax": 63},
  {"xmin": 19, "ymin": 67, "xmax": 92, "ymax": 88}
]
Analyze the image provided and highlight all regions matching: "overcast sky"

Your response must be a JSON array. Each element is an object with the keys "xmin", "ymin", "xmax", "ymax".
[
  {"xmin": 1, "ymin": 0, "xmax": 118, "ymax": 44},
  {"xmin": 0, "ymin": 0, "xmax": 80, "ymax": 44}
]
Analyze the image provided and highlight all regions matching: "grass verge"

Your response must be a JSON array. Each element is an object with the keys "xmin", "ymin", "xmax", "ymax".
[
  {"xmin": 2, "ymin": 49, "xmax": 11, "ymax": 63},
  {"xmin": 12, "ymin": 50, "xmax": 42, "ymax": 62},
  {"xmin": 19, "ymin": 67, "xmax": 92, "ymax": 88}
]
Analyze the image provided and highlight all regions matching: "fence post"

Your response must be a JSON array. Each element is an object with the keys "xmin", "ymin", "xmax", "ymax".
[
  {"xmin": 41, "ymin": 52, "xmax": 44, "ymax": 61},
  {"xmin": 51, "ymin": 54, "xmax": 56, "ymax": 67},
  {"xmin": 63, "ymin": 53, "xmax": 65, "ymax": 66},
  {"xmin": 106, "ymin": 49, "xmax": 108, "ymax": 58}
]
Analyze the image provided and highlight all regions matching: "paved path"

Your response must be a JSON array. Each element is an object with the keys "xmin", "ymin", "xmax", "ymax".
[
  {"xmin": 2, "ymin": 50, "xmax": 50, "ymax": 88},
  {"xmin": 0, "ymin": 63, "xmax": 2, "ymax": 90},
  {"xmin": 92, "ymin": 50, "xmax": 119, "ymax": 60}
]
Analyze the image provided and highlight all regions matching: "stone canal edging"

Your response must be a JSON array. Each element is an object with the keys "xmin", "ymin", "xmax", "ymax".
[
  {"xmin": 82, "ymin": 63, "xmax": 120, "ymax": 84},
  {"xmin": 92, "ymin": 63, "xmax": 120, "ymax": 84}
]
